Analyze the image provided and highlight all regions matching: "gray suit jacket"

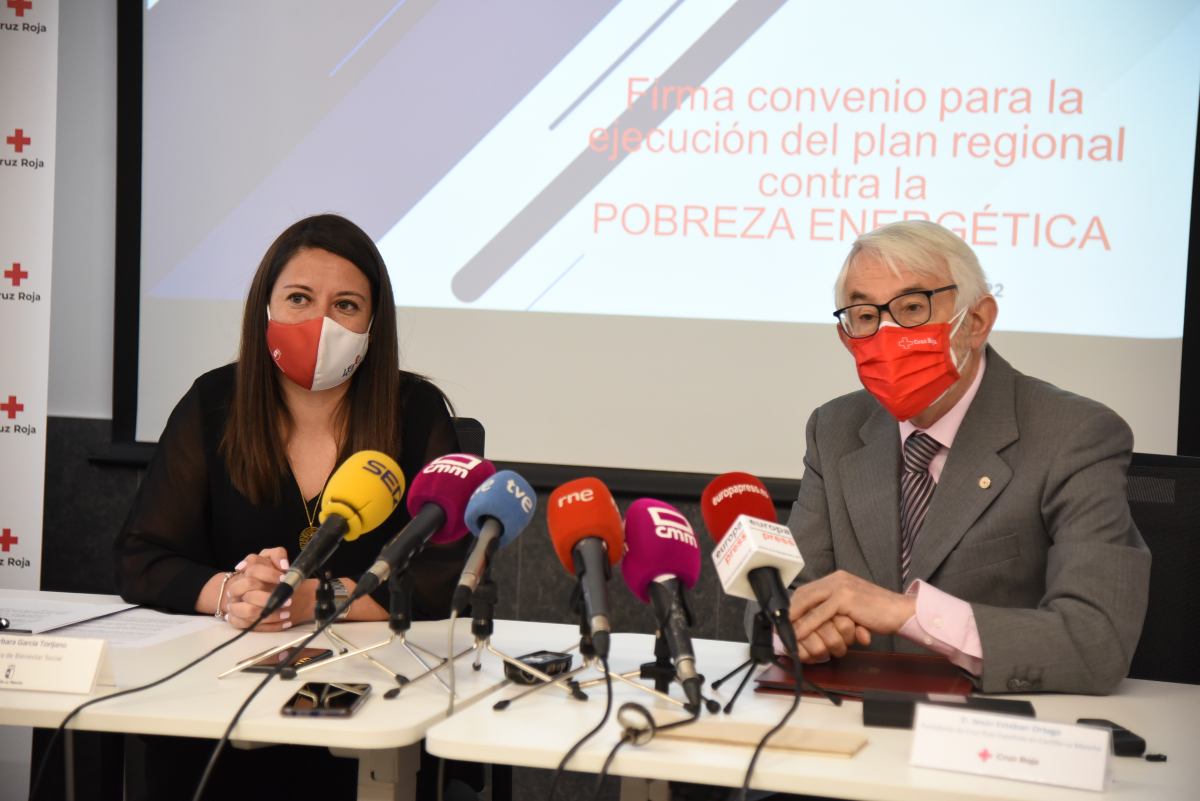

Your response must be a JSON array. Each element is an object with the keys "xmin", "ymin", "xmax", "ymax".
[{"xmin": 754, "ymin": 347, "xmax": 1150, "ymax": 694}]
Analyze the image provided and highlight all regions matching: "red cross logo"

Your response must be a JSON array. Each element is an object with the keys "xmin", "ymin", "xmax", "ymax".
[
  {"xmin": 4, "ymin": 263, "xmax": 28, "ymax": 287},
  {"xmin": 6, "ymin": 129, "xmax": 31, "ymax": 153},
  {"xmin": 978, "ymin": 748, "xmax": 992, "ymax": 762},
  {"xmin": 0, "ymin": 396, "xmax": 23, "ymax": 419},
  {"xmin": 6, "ymin": 0, "xmax": 32, "ymax": 18},
  {"xmin": 0, "ymin": 529, "xmax": 18, "ymax": 553}
]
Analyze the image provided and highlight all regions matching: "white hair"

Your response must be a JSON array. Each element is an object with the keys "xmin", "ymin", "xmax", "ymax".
[{"xmin": 833, "ymin": 220, "xmax": 990, "ymax": 311}]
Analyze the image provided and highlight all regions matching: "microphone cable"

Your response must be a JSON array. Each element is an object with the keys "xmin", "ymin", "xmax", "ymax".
[
  {"xmin": 445, "ymin": 608, "xmax": 460, "ymax": 716},
  {"xmin": 28, "ymin": 624, "xmax": 257, "ymax": 801},
  {"xmin": 546, "ymin": 654, "xmax": 614, "ymax": 801},
  {"xmin": 589, "ymin": 703, "xmax": 702, "ymax": 801},
  {"xmin": 189, "ymin": 597, "xmax": 353, "ymax": 801},
  {"xmin": 737, "ymin": 647, "xmax": 805, "ymax": 801},
  {"xmin": 436, "ymin": 607, "xmax": 462, "ymax": 801},
  {"xmin": 189, "ymin": 510, "xmax": 385, "ymax": 801}
]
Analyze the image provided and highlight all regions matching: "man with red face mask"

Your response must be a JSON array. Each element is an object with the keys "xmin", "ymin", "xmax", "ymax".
[{"xmin": 754, "ymin": 220, "xmax": 1150, "ymax": 695}]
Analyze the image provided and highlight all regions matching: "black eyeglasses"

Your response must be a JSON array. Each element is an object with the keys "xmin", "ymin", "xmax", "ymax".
[{"xmin": 833, "ymin": 284, "xmax": 957, "ymax": 338}]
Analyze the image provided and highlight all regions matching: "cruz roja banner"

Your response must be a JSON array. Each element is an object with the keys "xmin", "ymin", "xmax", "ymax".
[
  {"xmin": 1, "ymin": 0, "xmax": 57, "ymax": 591},
  {"xmin": 1, "ymin": 0, "xmax": 60, "ymax": 789}
]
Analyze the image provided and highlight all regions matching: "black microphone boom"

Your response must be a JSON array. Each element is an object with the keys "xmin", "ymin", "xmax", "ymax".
[
  {"xmin": 572, "ymin": 538, "xmax": 614, "ymax": 659},
  {"xmin": 350, "ymin": 503, "xmax": 446, "ymax": 601},
  {"xmin": 452, "ymin": 517, "xmax": 502, "ymax": 613},
  {"xmin": 747, "ymin": 566, "xmax": 798, "ymax": 657},
  {"xmin": 646, "ymin": 578, "xmax": 703, "ymax": 711},
  {"xmin": 262, "ymin": 515, "xmax": 349, "ymax": 617}
]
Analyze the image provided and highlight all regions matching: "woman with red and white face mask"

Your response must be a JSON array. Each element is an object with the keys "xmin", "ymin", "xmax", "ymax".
[
  {"xmin": 114, "ymin": 214, "xmax": 475, "ymax": 798},
  {"xmin": 264, "ymin": 246, "xmax": 372, "ymax": 395},
  {"xmin": 117, "ymin": 214, "xmax": 468, "ymax": 630}
]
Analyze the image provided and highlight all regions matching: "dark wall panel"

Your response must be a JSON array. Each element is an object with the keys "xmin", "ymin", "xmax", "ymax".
[{"xmin": 41, "ymin": 416, "xmax": 762, "ymax": 639}]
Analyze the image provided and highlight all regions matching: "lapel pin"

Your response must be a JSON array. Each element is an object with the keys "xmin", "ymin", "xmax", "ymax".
[{"xmin": 979, "ymin": 476, "xmax": 992, "ymax": 489}]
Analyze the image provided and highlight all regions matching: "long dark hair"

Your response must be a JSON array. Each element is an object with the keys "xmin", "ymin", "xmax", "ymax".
[{"xmin": 221, "ymin": 214, "xmax": 403, "ymax": 504}]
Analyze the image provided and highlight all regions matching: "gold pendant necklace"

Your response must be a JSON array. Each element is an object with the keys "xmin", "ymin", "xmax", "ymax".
[
  {"xmin": 299, "ymin": 524, "xmax": 319, "ymax": 550},
  {"xmin": 296, "ymin": 475, "xmax": 327, "ymax": 551}
]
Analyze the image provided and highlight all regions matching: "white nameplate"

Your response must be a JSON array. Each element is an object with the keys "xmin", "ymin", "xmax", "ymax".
[
  {"xmin": 0, "ymin": 634, "xmax": 106, "ymax": 694},
  {"xmin": 911, "ymin": 704, "xmax": 1110, "ymax": 792}
]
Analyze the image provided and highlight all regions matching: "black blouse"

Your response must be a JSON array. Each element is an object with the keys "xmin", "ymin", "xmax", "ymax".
[{"xmin": 114, "ymin": 364, "xmax": 470, "ymax": 620}]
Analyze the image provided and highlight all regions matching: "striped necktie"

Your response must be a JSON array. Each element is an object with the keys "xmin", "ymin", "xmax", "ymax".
[{"xmin": 900, "ymin": 431, "xmax": 941, "ymax": 586}]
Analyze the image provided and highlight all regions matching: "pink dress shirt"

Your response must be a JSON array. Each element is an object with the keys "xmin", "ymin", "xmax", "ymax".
[
  {"xmin": 894, "ymin": 350, "xmax": 987, "ymax": 674},
  {"xmin": 777, "ymin": 353, "xmax": 988, "ymax": 673}
]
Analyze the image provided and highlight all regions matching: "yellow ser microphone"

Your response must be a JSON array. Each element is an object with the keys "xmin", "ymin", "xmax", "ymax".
[
  {"xmin": 319, "ymin": 450, "xmax": 406, "ymax": 541},
  {"xmin": 262, "ymin": 450, "xmax": 405, "ymax": 616}
]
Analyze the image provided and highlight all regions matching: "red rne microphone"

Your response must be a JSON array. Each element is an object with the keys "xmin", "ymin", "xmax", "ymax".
[
  {"xmin": 547, "ymin": 477, "xmax": 622, "ymax": 658},
  {"xmin": 700, "ymin": 472, "xmax": 803, "ymax": 656}
]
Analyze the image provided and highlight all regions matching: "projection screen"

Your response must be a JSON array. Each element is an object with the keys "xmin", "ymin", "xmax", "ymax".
[{"xmin": 137, "ymin": 0, "xmax": 1200, "ymax": 478}]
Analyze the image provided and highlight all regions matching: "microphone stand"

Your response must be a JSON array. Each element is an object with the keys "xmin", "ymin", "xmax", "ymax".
[
  {"xmin": 217, "ymin": 533, "xmax": 366, "ymax": 678},
  {"xmin": 640, "ymin": 632, "xmax": 677, "ymax": 694},
  {"xmin": 711, "ymin": 611, "xmax": 841, "ymax": 712},
  {"xmin": 218, "ymin": 568, "xmax": 350, "ymax": 678},
  {"xmin": 457, "ymin": 571, "xmax": 591, "ymax": 709},
  {"xmin": 218, "ymin": 562, "xmax": 466, "ymax": 690},
  {"xmin": 710, "ymin": 611, "xmax": 775, "ymax": 712},
  {"xmin": 495, "ymin": 582, "xmax": 690, "ymax": 711},
  {"xmin": 295, "ymin": 569, "xmax": 471, "ymax": 696},
  {"xmin": 218, "ymin": 565, "xmax": 350, "ymax": 681},
  {"xmin": 573, "ymin": 631, "xmax": 688, "ymax": 695},
  {"xmin": 575, "ymin": 588, "xmax": 719, "ymax": 714}
]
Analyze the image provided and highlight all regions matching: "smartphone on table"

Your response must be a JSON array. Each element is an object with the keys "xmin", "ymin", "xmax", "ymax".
[
  {"xmin": 281, "ymin": 682, "xmax": 372, "ymax": 717},
  {"xmin": 245, "ymin": 646, "xmax": 334, "ymax": 673}
]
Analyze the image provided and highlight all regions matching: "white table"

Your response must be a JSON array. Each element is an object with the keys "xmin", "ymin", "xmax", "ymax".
[
  {"xmin": 5, "ymin": 593, "xmax": 1197, "ymax": 801},
  {"xmin": 426, "ymin": 632, "xmax": 1200, "ymax": 801},
  {"xmin": 0, "ymin": 590, "xmax": 579, "ymax": 800}
]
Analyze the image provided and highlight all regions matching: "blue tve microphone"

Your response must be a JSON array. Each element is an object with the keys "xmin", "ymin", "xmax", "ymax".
[{"xmin": 452, "ymin": 470, "xmax": 538, "ymax": 613}]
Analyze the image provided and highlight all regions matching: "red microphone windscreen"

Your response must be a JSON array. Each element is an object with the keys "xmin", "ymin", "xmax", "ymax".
[
  {"xmin": 406, "ymin": 454, "xmax": 496, "ymax": 544},
  {"xmin": 699, "ymin": 472, "xmax": 777, "ymax": 543},
  {"xmin": 546, "ymin": 477, "xmax": 623, "ymax": 572}
]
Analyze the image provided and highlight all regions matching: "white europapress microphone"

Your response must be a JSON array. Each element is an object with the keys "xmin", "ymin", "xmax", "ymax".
[{"xmin": 700, "ymin": 472, "xmax": 804, "ymax": 657}]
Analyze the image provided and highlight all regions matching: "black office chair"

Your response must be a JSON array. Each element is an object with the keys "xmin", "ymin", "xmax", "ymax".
[
  {"xmin": 1125, "ymin": 452, "xmax": 1200, "ymax": 685},
  {"xmin": 452, "ymin": 417, "xmax": 485, "ymax": 457}
]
